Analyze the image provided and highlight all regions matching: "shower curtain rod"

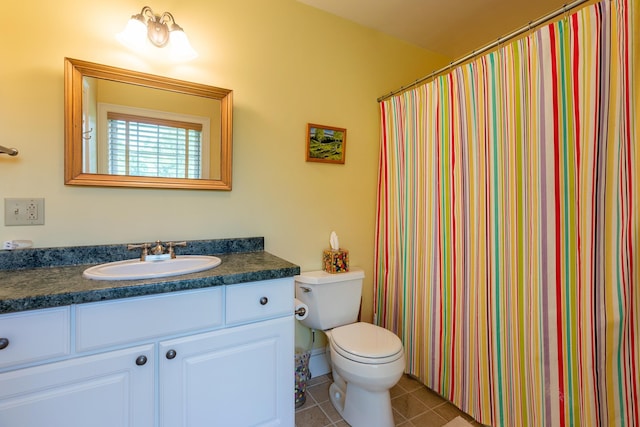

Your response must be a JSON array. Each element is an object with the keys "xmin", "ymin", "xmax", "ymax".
[{"xmin": 377, "ymin": 0, "xmax": 591, "ymax": 102}]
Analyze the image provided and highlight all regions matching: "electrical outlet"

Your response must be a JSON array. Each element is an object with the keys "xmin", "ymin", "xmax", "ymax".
[
  {"xmin": 27, "ymin": 201, "xmax": 38, "ymax": 220},
  {"xmin": 4, "ymin": 198, "xmax": 45, "ymax": 226}
]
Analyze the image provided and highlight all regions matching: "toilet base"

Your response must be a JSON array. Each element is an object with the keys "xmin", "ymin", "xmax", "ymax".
[{"xmin": 328, "ymin": 377, "xmax": 394, "ymax": 427}]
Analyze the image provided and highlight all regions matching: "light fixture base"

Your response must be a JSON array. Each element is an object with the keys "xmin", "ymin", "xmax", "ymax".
[{"xmin": 147, "ymin": 20, "xmax": 170, "ymax": 47}]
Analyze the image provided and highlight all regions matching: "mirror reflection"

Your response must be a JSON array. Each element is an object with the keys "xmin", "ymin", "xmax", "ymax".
[
  {"xmin": 65, "ymin": 58, "xmax": 233, "ymax": 190},
  {"xmin": 82, "ymin": 78, "xmax": 222, "ymax": 180}
]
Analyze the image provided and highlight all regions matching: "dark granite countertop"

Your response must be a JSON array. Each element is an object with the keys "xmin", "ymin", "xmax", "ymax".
[{"xmin": 0, "ymin": 238, "xmax": 300, "ymax": 314}]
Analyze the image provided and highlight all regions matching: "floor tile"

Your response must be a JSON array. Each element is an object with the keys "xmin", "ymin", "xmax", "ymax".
[
  {"xmin": 391, "ymin": 382, "xmax": 408, "ymax": 398},
  {"xmin": 295, "ymin": 374, "xmax": 486, "ymax": 427},
  {"xmin": 397, "ymin": 375, "xmax": 425, "ymax": 392},
  {"xmin": 410, "ymin": 386, "xmax": 449, "ymax": 409},
  {"xmin": 391, "ymin": 393, "xmax": 430, "ymax": 419},
  {"xmin": 308, "ymin": 374, "xmax": 329, "ymax": 387},
  {"xmin": 319, "ymin": 400, "xmax": 342, "ymax": 423},
  {"xmin": 433, "ymin": 402, "xmax": 475, "ymax": 423},
  {"xmin": 307, "ymin": 381, "xmax": 331, "ymax": 404},
  {"xmin": 393, "ymin": 407, "xmax": 410, "ymax": 425},
  {"xmin": 409, "ymin": 409, "xmax": 450, "ymax": 427},
  {"xmin": 295, "ymin": 405, "xmax": 332, "ymax": 427}
]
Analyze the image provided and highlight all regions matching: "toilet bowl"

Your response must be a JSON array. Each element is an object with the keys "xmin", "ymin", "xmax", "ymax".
[
  {"xmin": 325, "ymin": 322, "xmax": 405, "ymax": 427},
  {"xmin": 294, "ymin": 268, "xmax": 405, "ymax": 427}
]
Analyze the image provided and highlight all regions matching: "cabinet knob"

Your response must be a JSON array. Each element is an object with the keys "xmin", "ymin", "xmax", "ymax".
[
  {"xmin": 260, "ymin": 296, "xmax": 269, "ymax": 305},
  {"xmin": 0, "ymin": 338, "xmax": 9, "ymax": 350},
  {"xmin": 135, "ymin": 355, "xmax": 148, "ymax": 366},
  {"xmin": 166, "ymin": 349, "xmax": 177, "ymax": 360}
]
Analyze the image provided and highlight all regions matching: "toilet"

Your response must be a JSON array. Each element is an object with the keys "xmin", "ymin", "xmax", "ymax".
[{"xmin": 294, "ymin": 267, "xmax": 405, "ymax": 427}]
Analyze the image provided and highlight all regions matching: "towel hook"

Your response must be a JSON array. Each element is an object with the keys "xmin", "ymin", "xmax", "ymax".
[
  {"xmin": 82, "ymin": 128, "xmax": 93, "ymax": 141},
  {"xmin": 0, "ymin": 145, "xmax": 18, "ymax": 156}
]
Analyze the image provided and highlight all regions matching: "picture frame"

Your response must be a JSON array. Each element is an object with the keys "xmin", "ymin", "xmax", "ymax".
[{"xmin": 306, "ymin": 123, "xmax": 347, "ymax": 164}]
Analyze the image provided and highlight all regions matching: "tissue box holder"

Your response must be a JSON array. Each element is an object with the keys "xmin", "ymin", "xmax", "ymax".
[{"xmin": 323, "ymin": 249, "xmax": 349, "ymax": 273}]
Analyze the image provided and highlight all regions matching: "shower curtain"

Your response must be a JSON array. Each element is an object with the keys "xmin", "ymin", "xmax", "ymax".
[{"xmin": 374, "ymin": 1, "xmax": 638, "ymax": 426}]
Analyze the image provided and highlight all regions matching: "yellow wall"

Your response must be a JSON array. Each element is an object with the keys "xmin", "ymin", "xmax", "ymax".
[{"xmin": 1, "ymin": 0, "xmax": 449, "ymax": 323}]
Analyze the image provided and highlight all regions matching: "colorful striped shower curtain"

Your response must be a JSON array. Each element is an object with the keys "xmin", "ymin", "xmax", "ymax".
[{"xmin": 374, "ymin": 1, "xmax": 638, "ymax": 426}]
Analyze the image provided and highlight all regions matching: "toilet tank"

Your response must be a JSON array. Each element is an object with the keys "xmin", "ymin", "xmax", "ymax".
[{"xmin": 294, "ymin": 267, "xmax": 365, "ymax": 330}]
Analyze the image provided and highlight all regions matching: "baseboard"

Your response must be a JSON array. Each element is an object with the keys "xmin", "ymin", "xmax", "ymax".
[{"xmin": 309, "ymin": 347, "xmax": 331, "ymax": 377}]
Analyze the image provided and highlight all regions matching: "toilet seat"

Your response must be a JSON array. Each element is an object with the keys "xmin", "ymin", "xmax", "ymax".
[{"xmin": 329, "ymin": 322, "xmax": 403, "ymax": 364}]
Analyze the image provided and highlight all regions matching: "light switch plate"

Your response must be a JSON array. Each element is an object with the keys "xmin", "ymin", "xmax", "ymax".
[{"xmin": 4, "ymin": 198, "xmax": 45, "ymax": 226}]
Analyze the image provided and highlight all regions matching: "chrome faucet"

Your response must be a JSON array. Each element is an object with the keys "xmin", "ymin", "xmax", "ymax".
[{"xmin": 128, "ymin": 240, "xmax": 187, "ymax": 260}]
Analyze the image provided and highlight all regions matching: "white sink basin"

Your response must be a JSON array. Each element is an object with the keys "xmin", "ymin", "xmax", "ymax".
[{"xmin": 83, "ymin": 255, "xmax": 222, "ymax": 281}]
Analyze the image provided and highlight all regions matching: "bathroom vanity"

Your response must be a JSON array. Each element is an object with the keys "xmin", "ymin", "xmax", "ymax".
[{"xmin": 0, "ymin": 238, "xmax": 299, "ymax": 427}]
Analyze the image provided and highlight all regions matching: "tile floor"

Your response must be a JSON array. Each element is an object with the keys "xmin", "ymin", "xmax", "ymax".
[{"xmin": 295, "ymin": 374, "xmax": 490, "ymax": 427}]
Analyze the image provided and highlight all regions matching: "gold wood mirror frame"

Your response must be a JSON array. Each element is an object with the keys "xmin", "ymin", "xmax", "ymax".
[{"xmin": 64, "ymin": 58, "xmax": 233, "ymax": 190}]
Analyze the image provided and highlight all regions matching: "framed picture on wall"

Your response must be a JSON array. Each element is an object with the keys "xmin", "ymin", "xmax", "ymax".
[{"xmin": 305, "ymin": 123, "xmax": 347, "ymax": 164}]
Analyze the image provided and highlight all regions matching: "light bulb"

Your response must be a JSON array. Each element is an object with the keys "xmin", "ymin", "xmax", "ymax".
[
  {"xmin": 167, "ymin": 30, "xmax": 198, "ymax": 61},
  {"xmin": 116, "ymin": 18, "xmax": 148, "ymax": 51}
]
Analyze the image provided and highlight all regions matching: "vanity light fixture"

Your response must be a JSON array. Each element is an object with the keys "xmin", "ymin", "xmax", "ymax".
[{"xmin": 117, "ymin": 6, "xmax": 198, "ymax": 61}]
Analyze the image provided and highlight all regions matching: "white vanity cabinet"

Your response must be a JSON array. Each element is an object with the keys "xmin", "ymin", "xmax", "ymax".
[
  {"xmin": 0, "ymin": 278, "xmax": 294, "ymax": 427},
  {"xmin": 0, "ymin": 343, "xmax": 155, "ymax": 426}
]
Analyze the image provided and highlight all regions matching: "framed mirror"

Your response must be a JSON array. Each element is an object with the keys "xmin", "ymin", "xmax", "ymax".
[{"xmin": 64, "ymin": 58, "xmax": 233, "ymax": 190}]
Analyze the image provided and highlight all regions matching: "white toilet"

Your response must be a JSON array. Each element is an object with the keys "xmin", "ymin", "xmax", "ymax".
[{"xmin": 294, "ymin": 267, "xmax": 405, "ymax": 427}]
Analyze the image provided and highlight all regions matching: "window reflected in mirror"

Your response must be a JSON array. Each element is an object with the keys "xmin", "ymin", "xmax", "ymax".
[{"xmin": 105, "ymin": 112, "xmax": 205, "ymax": 178}]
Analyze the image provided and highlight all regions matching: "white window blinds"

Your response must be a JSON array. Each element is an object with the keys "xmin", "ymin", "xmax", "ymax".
[{"xmin": 107, "ymin": 112, "xmax": 203, "ymax": 178}]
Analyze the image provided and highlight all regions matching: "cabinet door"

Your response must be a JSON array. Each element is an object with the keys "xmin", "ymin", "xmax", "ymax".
[
  {"xmin": 160, "ymin": 316, "xmax": 294, "ymax": 427},
  {"xmin": 0, "ymin": 306, "xmax": 70, "ymax": 370},
  {"xmin": 0, "ymin": 344, "xmax": 154, "ymax": 427}
]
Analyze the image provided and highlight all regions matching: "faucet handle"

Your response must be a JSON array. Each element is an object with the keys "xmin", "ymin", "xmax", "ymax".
[
  {"xmin": 127, "ymin": 243, "xmax": 150, "ymax": 251},
  {"xmin": 167, "ymin": 241, "xmax": 187, "ymax": 259},
  {"xmin": 127, "ymin": 243, "xmax": 150, "ymax": 261}
]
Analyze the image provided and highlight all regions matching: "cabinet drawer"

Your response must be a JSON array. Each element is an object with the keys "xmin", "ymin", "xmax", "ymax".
[
  {"xmin": 76, "ymin": 287, "xmax": 223, "ymax": 352},
  {"xmin": 226, "ymin": 278, "xmax": 293, "ymax": 325},
  {"xmin": 0, "ymin": 307, "xmax": 70, "ymax": 370}
]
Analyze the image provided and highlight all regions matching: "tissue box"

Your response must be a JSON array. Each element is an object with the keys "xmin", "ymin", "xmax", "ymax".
[{"xmin": 322, "ymin": 249, "xmax": 349, "ymax": 273}]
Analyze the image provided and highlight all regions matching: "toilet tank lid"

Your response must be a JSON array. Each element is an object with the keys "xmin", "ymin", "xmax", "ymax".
[{"xmin": 294, "ymin": 267, "xmax": 364, "ymax": 284}]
